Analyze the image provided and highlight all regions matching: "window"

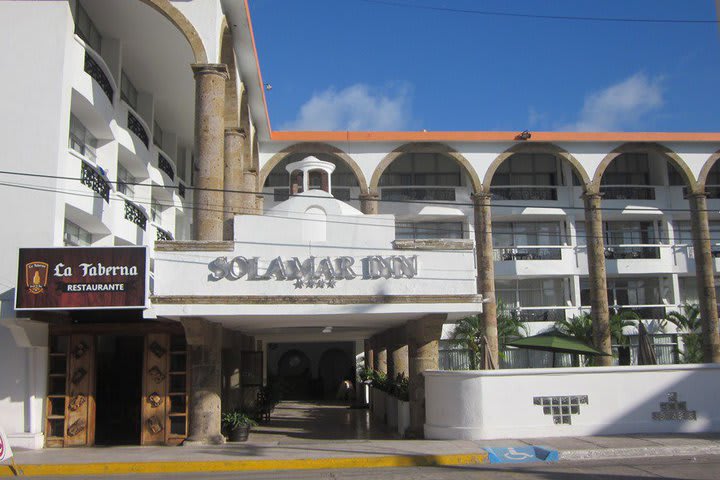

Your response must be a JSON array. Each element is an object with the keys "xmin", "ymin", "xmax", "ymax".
[
  {"xmin": 74, "ymin": 1, "xmax": 102, "ymax": 52},
  {"xmin": 492, "ymin": 153, "xmax": 558, "ymax": 186},
  {"xmin": 581, "ymin": 277, "xmax": 662, "ymax": 307},
  {"xmin": 121, "ymin": 71, "xmax": 138, "ymax": 110},
  {"xmin": 493, "ymin": 222, "xmax": 563, "ymax": 246},
  {"xmin": 379, "ymin": 153, "xmax": 462, "ymax": 187},
  {"xmin": 395, "ymin": 222, "xmax": 464, "ymax": 240},
  {"xmin": 64, "ymin": 219, "xmax": 92, "ymax": 246},
  {"xmin": 601, "ymin": 153, "xmax": 650, "ymax": 185},
  {"xmin": 117, "ymin": 165, "xmax": 135, "ymax": 198},
  {"xmin": 151, "ymin": 201, "xmax": 163, "ymax": 224},
  {"xmin": 674, "ymin": 221, "xmax": 720, "ymax": 245},
  {"xmin": 604, "ymin": 221, "xmax": 658, "ymax": 245},
  {"xmin": 496, "ymin": 278, "xmax": 567, "ymax": 308},
  {"xmin": 679, "ymin": 276, "xmax": 720, "ymax": 305},
  {"xmin": 68, "ymin": 114, "xmax": 97, "ymax": 162},
  {"xmin": 153, "ymin": 120, "xmax": 163, "ymax": 149}
]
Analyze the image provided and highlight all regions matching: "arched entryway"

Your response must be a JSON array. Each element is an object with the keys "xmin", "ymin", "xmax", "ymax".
[{"xmin": 318, "ymin": 348, "xmax": 353, "ymax": 399}]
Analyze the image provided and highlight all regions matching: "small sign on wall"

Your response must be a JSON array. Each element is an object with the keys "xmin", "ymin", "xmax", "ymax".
[{"xmin": 15, "ymin": 247, "xmax": 147, "ymax": 310}]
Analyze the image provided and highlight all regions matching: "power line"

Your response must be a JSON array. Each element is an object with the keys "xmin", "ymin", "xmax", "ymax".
[{"xmin": 356, "ymin": 0, "xmax": 718, "ymax": 25}]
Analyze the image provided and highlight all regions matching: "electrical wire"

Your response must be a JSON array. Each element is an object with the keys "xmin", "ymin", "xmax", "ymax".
[{"xmin": 356, "ymin": 0, "xmax": 718, "ymax": 25}]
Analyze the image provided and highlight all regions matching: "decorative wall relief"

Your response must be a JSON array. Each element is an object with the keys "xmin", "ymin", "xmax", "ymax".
[
  {"xmin": 147, "ymin": 392, "xmax": 162, "ymax": 408},
  {"xmin": 149, "ymin": 341, "xmax": 167, "ymax": 358},
  {"xmin": 72, "ymin": 341, "xmax": 89, "ymax": 359},
  {"xmin": 533, "ymin": 395, "xmax": 588, "ymax": 425},
  {"xmin": 71, "ymin": 367, "xmax": 87, "ymax": 385},
  {"xmin": 68, "ymin": 394, "xmax": 86, "ymax": 412},
  {"xmin": 67, "ymin": 419, "xmax": 86, "ymax": 437},
  {"xmin": 147, "ymin": 416, "xmax": 163, "ymax": 434},
  {"xmin": 148, "ymin": 366, "xmax": 166, "ymax": 384},
  {"xmin": 652, "ymin": 392, "xmax": 697, "ymax": 421}
]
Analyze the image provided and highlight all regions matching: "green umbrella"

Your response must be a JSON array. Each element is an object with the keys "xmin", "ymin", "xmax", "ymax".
[{"xmin": 506, "ymin": 332, "xmax": 610, "ymax": 367}]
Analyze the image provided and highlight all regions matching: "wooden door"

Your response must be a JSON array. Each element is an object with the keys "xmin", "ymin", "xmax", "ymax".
[
  {"xmin": 64, "ymin": 334, "xmax": 95, "ymax": 446},
  {"xmin": 141, "ymin": 333, "xmax": 169, "ymax": 445}
]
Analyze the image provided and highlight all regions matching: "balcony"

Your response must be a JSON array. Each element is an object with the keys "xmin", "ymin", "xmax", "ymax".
[
  {"xmin": 490, "ymin": 186, "xmax": 557, "ymax": 201},
  {"xmin": 124, "ymin": 199, "xmax": 147, "ymax": 231},
  {"xmin": 600, "ymin": 185, "xmax": 656, "ymax": 200},
  {"xmin": 380, "ymin": 187, "xmax": 456, "ymax": 202},
  {"xmin": 576, "ymin": 244, "xmax": 673, "ymax": 275},
  {"xmin": 494, "ymin": 246, "xmax": 562, "ymax": 261},
  {"xmin": 83, "ymin": 51, "xmax": 113, "ymax": 104},
  {"xmin": 493, "ymin": 246, "xmax": 575, "ymax": 276},
  {"xmin": 79, "ymin": 160, "xmax": 111, "ymax": 203},
  {"xmin": 127, "ymin": 111, "xmax": 149, "ymax": 148},
  {"xmin": 604, "ymin": 245, "xmax": 660, "ymax": 260},
  {"xmin": 157, "ymin": 152, "xmax": 175, "ymax": 181}
]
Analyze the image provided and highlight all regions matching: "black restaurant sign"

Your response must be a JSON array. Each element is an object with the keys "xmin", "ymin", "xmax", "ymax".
[{"xmin": 16, "ymin": 246, "xmax": 147, "ymax": 310}]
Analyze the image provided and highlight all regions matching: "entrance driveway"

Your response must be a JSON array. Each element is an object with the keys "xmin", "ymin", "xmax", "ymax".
[{"xmin": 248, "ymin": 401, "xmax": 397, "ymax": 442}]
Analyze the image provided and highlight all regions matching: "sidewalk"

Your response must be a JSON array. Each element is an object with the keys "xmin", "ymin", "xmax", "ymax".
[{"xmin": 2, "ymin": 433, "xmax": 720, "ymax": 477}]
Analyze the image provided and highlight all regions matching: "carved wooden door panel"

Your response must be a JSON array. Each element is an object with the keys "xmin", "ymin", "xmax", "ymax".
[
  {"xmin": 141, "ymin": 333, "xmax": 169, "ymax": 445},
  {"xmin": 64, "ymin": 334, "xmax": 95, "ymax": 446}
]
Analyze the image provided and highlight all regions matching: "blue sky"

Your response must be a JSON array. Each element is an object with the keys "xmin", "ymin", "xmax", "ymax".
[{"xmin": 248, "ymin": 0, "xmax": 720, "ymax": 132}]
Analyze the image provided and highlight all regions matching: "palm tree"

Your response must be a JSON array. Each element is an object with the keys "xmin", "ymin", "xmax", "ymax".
[
  {"xmin": 665, "ymin": 304, "xmax": 702, "ymax": 363},
  {"xmin": 452, "ymin": 300, "xmax": 527, "ymax": 369}
]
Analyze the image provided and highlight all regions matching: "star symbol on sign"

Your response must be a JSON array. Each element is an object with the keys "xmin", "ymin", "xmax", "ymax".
[
  {"xmin": 316, "ymin": 279, "xmax": 325, "ymax": 288},
  {"xmin": 306, "ymin": 279, "xmax": 315, "ymax": 288},
  {"xmin": 293, "ymin": 279, "xmax": 304, "ymax": 289},
  {"xmin": 327, "ymin": 279, "xmax": 336, "ymax": 288}
]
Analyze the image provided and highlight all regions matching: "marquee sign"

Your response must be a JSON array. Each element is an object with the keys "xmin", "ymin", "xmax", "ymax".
[
  {"xmin": 208, "ymin": 255, "xmax": 418, "ymax": 289},
  {"xmin": 16, "ymin": 246, "xmax": 147, "ymax": 310}
]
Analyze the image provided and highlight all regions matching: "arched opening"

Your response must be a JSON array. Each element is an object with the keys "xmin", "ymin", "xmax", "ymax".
[
  {"xmin": 485, "ymin": 146, "xmax": 588, "ymax": 323},
  {"xmin": 263, "ymin": 153, "xmax": 361, "ymax": 206},
  {"xmin": 276, "ymin": 349, "xmax": 312, "ymax": 400},
  {"xmin": 318, "ymin": 348, "xmax": 353, "ymax": 400},
  {"xmin": 699, "ymin": 150, "xmax": 720, "ymax": 198}
]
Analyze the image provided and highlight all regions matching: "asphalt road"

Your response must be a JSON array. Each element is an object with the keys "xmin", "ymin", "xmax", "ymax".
[{"xmin": 30, "ymin": 454, "xmax": 720, "ymax": 480}]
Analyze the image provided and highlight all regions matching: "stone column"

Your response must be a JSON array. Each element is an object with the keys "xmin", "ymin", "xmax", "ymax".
[
  {"xmin": 223, "ymin": 128, "xmax": 246, "ymax": 240},
  {"xmin": 364, "ymin": 339, "xmax": 375, "ymax": 371},
  {"xmin": 191, "ymin": 64, "xmax": 228, "ymax": 241},
  {"xmin": 255, "ymin": 194, "xmax": 265, "ymax": 215},
  {"xmin": 689, "ymin": 192, "xmax": 720, "ymax": 362},
  {"xmin": 240, "ymin": 169, "xmax": 257, "ymax": 214},
  {"xmin": 359, "ymin": 192, "xmax": 380, "ymax": 215},
  {"xmin": 583, "ymin": 191, "xmax": 612, "ymax": 365},
  {"xmin": 405, "ymin": 315, "xmax": 445, "ymax": 438},
  {"xmin": 472, "ymin": 192, "xmax": 499, "ymax": 366},
  {"xmin": 182, "ymin": 318, "xmax": 225, "ymax": 445},
  {"xmin": 375, "ymin": 341, "xmax": 388, "ymax": 375},
  {"xmin": 389, "ymin": 328, "xmax": 409, "ymax": 379}
]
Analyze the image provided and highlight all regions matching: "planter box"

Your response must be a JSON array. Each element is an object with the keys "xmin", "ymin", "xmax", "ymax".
[
  {"xmin": 386, "ymin": 395, "xmax": 398, "ymax": 428},
  {"xmin": 373, "ymin": 389, "xmax": 386, "ymax": 422},
  {"xmin": 397, "ymin": 400, "xmax": 410, "ymax": 437}
]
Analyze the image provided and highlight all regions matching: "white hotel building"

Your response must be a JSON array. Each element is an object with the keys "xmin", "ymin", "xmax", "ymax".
[{"xmin": 0, "ymin": 0, "xmax": 719, "ymax": 449}]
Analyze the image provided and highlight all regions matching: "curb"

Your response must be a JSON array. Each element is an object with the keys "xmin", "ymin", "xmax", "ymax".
[
  {"xmin": 561, "ymin": 445, "xmax": 720, "ymax": 461},
  {"xmin": 0, "ymin": 452, "xmax": 489, "ymax": 477}
]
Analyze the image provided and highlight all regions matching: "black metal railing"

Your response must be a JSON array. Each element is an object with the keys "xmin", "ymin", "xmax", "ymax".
[
  {"xmin": 600, "ymin": 186, "xmax": 656, "ymax": 200},
  {"xmin": 493, "ymin": 247, "xmax": 563, "ymax": 261},
  {"xmin": 511, "ymin": 309, "xmax": 567, "ymax": 322},
  {"xmin": 381, "ymin": 187, "xmax": 456, "ymax": 202},
  {"xmin": 83, "ymin": 52, "xmax": 113, "ymax": 103},
  {"xmin": 156, "ymin": 227, "xmax": 173, "ymax": 241},
  {"xmin": 610, "ymin": 306, "xmax": 666, "ymax": 320},
  {"xmin": 178, "ymin": 183, "xmax": 185, "ymax": 198},
  {"xmin": 127, "ymin": 112, "xmax": 149, "ymax": 148},
  {"xmin": 80, "ymin": 161, "xmax": 110, "ymax": 203},
  {"xmin": 706, "ymin": 186, "xmax": 720, "ymax": 199},
  {"xmin": 158, "ymin": 153, "xmax": 174, "ymax": 180},
  {"xmin": 124, "ymin": 200, "xmax": 147, "ymax": 230},
  {"xmin": 273, "ymin": 188, "xmax": 289, "ymax": 202},
  {"xmin": 490, "ymin": 186, "xmax": 557, "ymax": 201},
  {"xmin": 604, "ymin": 246, "xmax": 661, "ymax": 259}
]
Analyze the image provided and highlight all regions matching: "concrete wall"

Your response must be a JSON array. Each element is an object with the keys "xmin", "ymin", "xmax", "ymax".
[{"xmin": 424, "ymin": 364, "xmax": 720, "ymax": 440}]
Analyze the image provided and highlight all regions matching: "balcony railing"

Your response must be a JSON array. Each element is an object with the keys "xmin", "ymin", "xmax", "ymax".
[
  {"xmin": 156, "ymin": 226, "xmax": 173, "ymax": 241},
  {"xmin": 80, "ymin": 161, "xmax": 110, "ymax": 203},
  {"xmin": 604, "ymin": 245, "xmax": 661, "ymax": 259},
  {"xmin": 83, "ymin": 52, "xmax": 113, "ymax": 104},
  {"xmin": 600, "ymin": 185, "xmax": 656, "ymax": 200},
  {"xmin": 158, "ymin": 153, "xmax": 174, "ymax": 180},
  {"xmin": 273, "ymin": 188, "xmax": 289, "ymax": 202},
  {"xmin": 380, "ymin": 187, "xmax": 456, "ymax": 202},
  {"xmin": 124, "ymin": 200, "xmax": 147, "ymax": 230},
  {"xmin": 127, "ymin": 111, "xmax": 149, "ymax": 148},
  {"xmin": 493, "ymin": 246, "xmax": 563, "ymax": 261},
  {"xmin": 178, "ymin": 182, "xmax": 186, "ymax": 198},
  {"xmin": 510, "ymin": 308, "xmax": 567, "ymax": 322},
  {"xmin": 706, "ymin": 185, "xmax": 720, "ymax": 199},
  {"xmin": 490, "ymin": 186, "xmax": 557, "ymax": 201}
]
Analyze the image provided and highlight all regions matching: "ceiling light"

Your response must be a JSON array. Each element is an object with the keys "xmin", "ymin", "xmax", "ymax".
[{"xmin": 322, "ymin": 326, "xmax": 333, "ymax": 334}]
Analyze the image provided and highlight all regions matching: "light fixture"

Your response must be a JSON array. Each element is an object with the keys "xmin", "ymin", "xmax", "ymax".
[
  {"xmin": 322, "ymin": 326, "xmax": 333, "ymax": 334},
  {"xmin": 516, "ymin": 130, "xmax": 532, "ymax": 141}
]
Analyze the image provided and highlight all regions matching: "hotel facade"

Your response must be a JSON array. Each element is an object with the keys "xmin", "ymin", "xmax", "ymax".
[{"xmin": 1, "ymin": 0, "xmax": 719, "ymax": 448}]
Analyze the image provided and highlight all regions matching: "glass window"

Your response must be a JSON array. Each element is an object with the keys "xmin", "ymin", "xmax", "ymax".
[
  {"xmin": 395, "ymin": 222, "xmax": 464, "ymax": 240},
  {"xmin": 74, "ymin": 1, "xmax": 102, "ymax": 52},
  {"xmin": 602, "ymin": 153, "xmax": 650, "ymax": 185},
  {"xmin": 491, "ymin": 153, "xmax": 558, "ymax": 186},
  {"xmin": 674, "ymin": 221, "xmax": 720, "ymax": 245},
  {"xmin": 379, "ymin": 153, "xmax": 462, "ymax": 187},
  {"xmin": 68, "ymin": 114, "xmax": 97, "ymax": 162},
  {"xmin": 64, "ymin": 219, "xmax": 92, "ymax": 246},
  {"xmin": 604, "ymin": 221, "xmax": 657, "ymax": 245},
  {"xmin": 117, "ymin": 165, "xmax": 135, "ymax": 198},
  {"xmin": 121, "ymin": 71, "xmax": 138, "ymax": 110},
  {"xmin": 581, "ymin": 277, "xmax": 662, "ymax": 307},
  {"xmin": 492, "ymin": 222, "xmax": 562, "ymax": 246},
  {"xmin": 151, "ymin": 201, "xmax": 163, "ymax": 223},
  {"xmin": 496, "ymin": 279, "xmax": 567, "ymax": 308}
]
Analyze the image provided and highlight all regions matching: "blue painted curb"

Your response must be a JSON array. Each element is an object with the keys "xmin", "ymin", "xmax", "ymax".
[{"xmin": 484, "ymin": 446, "xmax": 560, "ymax": 464}]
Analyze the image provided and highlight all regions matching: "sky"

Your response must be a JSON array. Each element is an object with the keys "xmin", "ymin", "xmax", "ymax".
[{"xmin": 248, "ymin": 0, "xmax": 720, "ymax": 132}]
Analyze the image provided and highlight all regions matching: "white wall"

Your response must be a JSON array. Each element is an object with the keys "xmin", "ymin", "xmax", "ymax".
[{"xmin": 425, "ymin": 365, "xmax": 720, "ymax": 440}]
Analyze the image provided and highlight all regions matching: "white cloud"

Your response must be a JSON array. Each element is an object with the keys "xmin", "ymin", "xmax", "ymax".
[
  {"xmin": 561, "ymin": 73, "xmax": 664, "ymax": 131},
  {"xmin": 280, "ymin": 83, "xmax": 413, "ymax": 131}
]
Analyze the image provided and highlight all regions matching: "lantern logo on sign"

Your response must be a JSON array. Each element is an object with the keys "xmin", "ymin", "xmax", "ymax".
[{"xmin": 25, "ymin": 261, "xmax": 49, "ymax": 294}]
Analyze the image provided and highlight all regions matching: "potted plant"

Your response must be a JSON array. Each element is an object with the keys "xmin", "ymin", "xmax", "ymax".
[{"xmin": 221, "ymin": 411, "xmax": 257, "ymax": 442}]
